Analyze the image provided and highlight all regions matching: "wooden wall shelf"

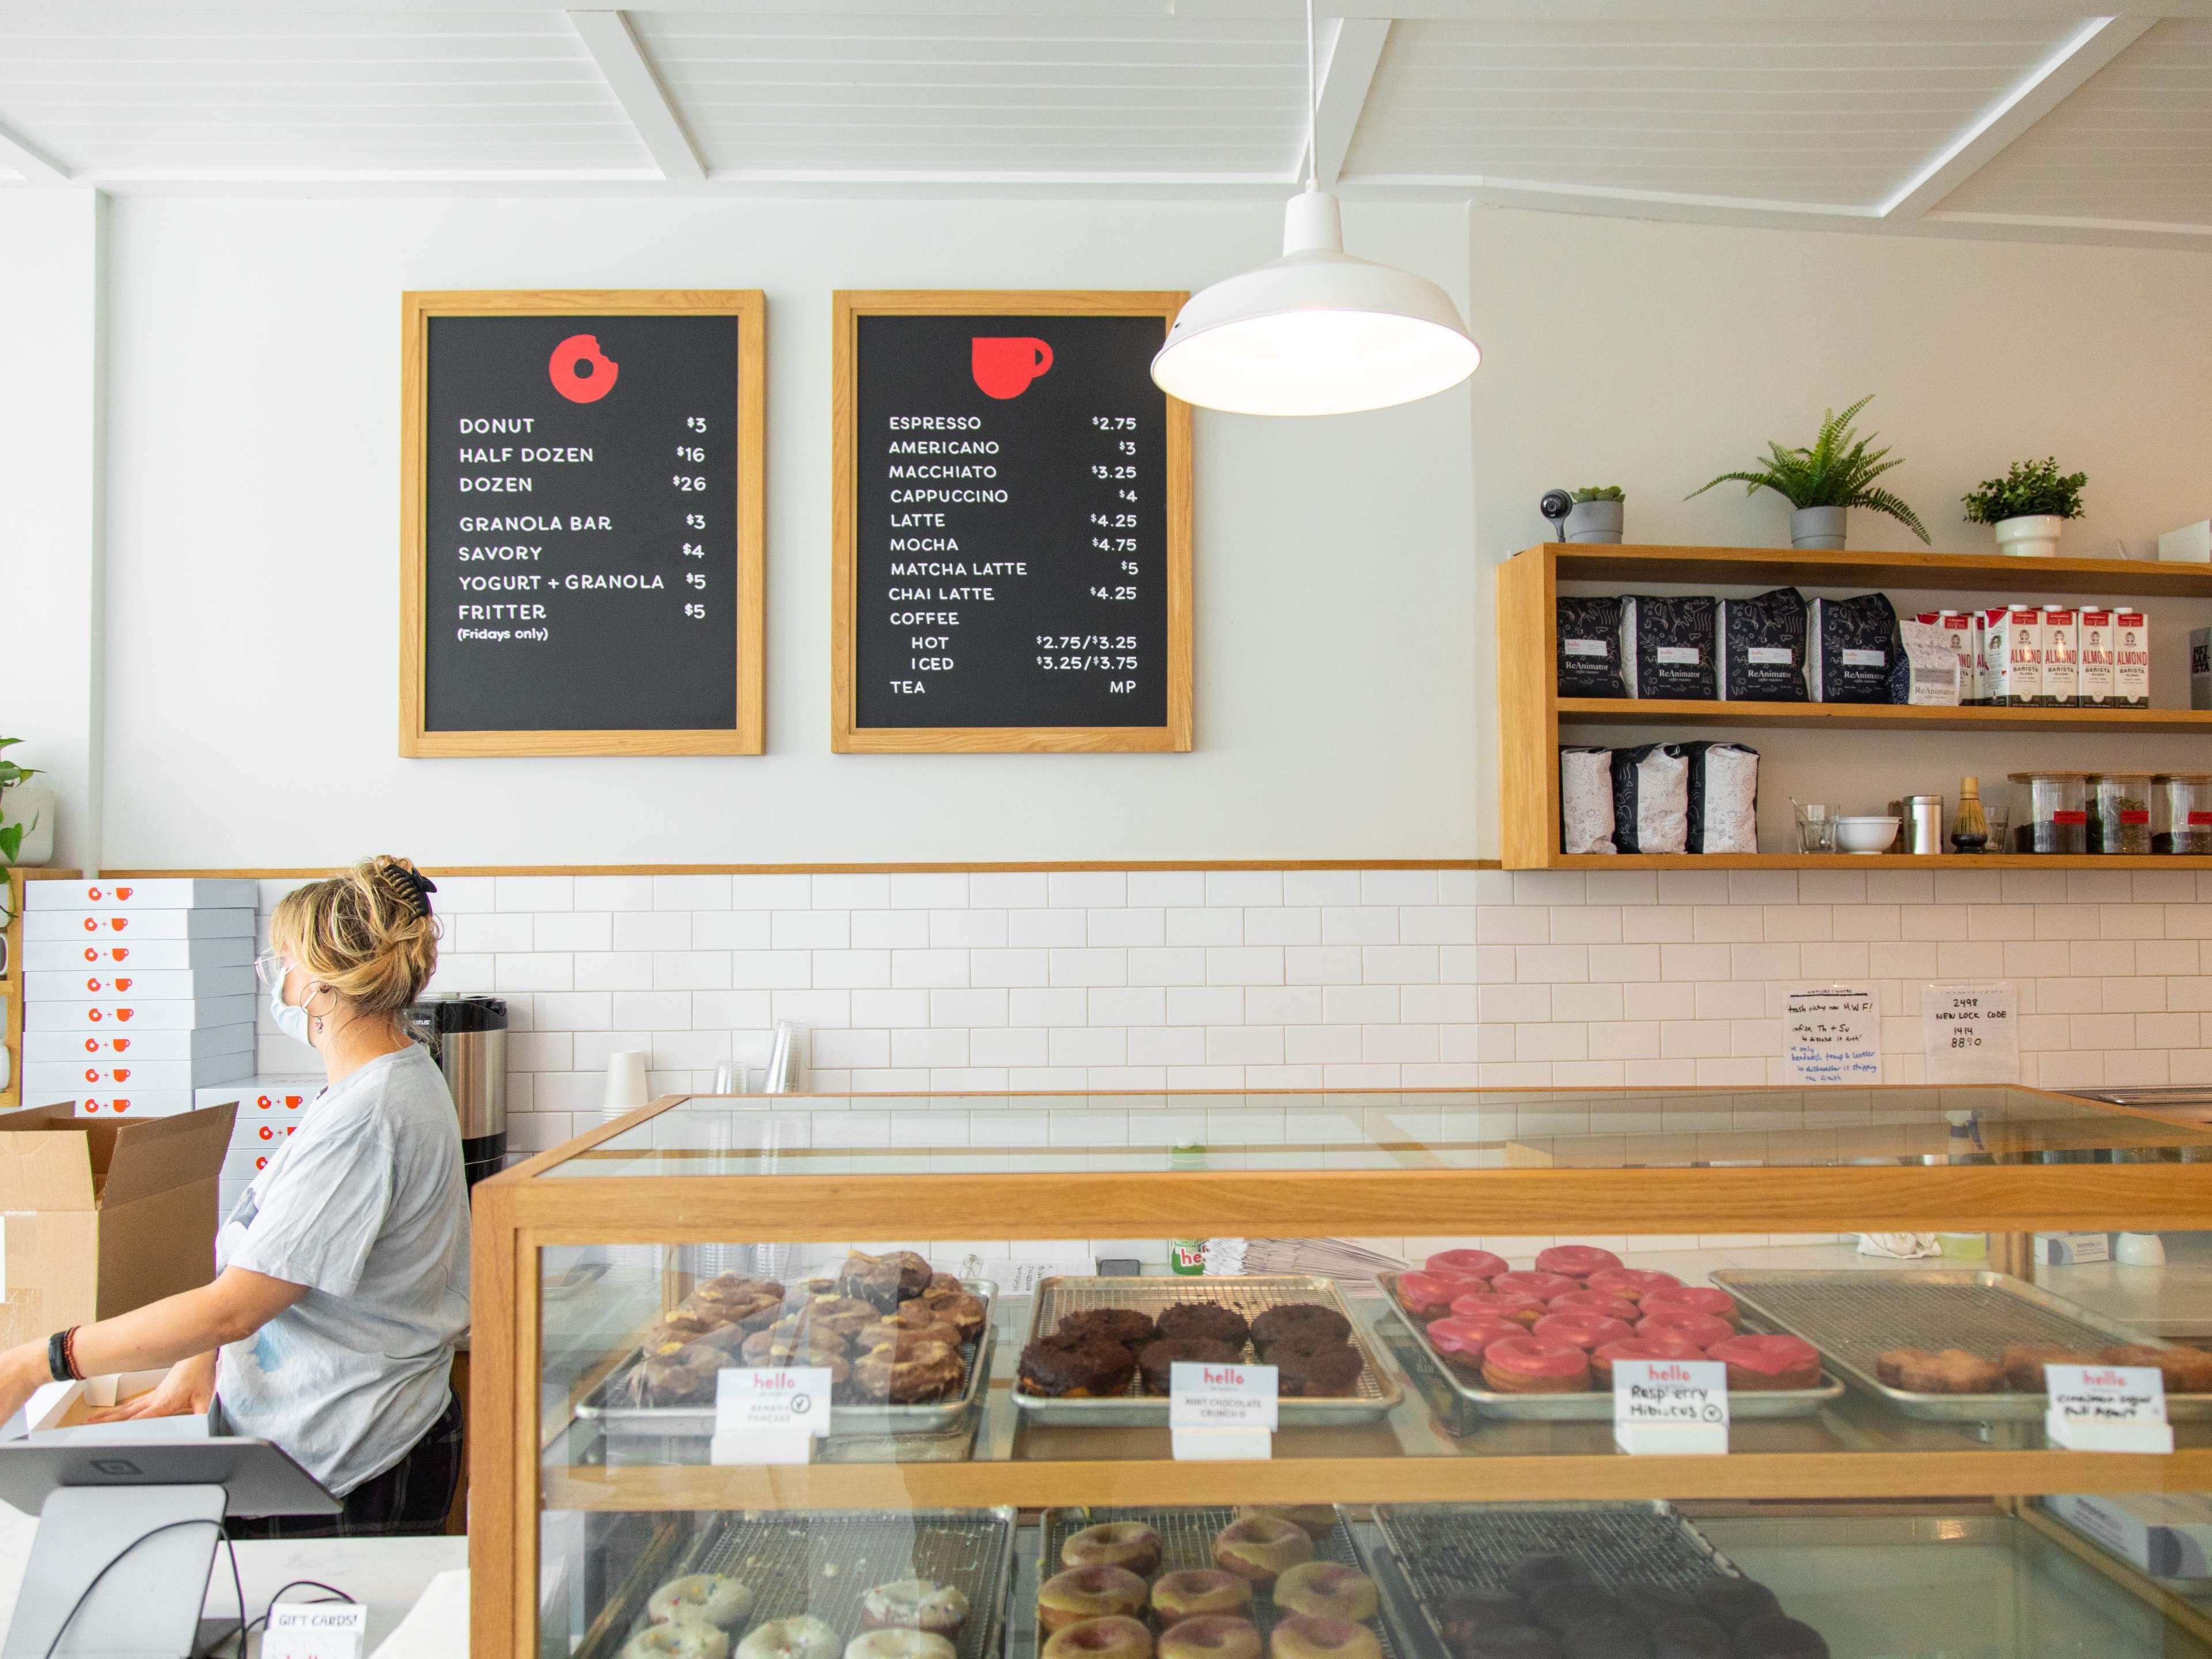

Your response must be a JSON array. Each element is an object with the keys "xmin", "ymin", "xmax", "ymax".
[{"xmin": 1498, "ymin": 544, "xmax": 2212, "ymax": 869}]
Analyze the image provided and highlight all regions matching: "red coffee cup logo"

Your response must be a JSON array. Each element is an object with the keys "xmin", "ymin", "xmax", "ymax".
[
  {"xmin": 549, "ymin": 334, "xmax": 619, "ymax": 404},
  {"xmin": 110, "ymin": 919, "xmax": 127, "ymax": 931},
  {"xmin": 115, "ymin": 887, "xmax": 132, "ymax": 900},
  {"xmin": 112, "ymin": 1039, "xmax": 128, "ymax": 1051},
  {"xmin": 971, "ymin": 336, "xmax": 1053, "ymax": 400},
  {"xmin": 112, "ymin": 1069, "xmax": 128, "ymax": 1081}
]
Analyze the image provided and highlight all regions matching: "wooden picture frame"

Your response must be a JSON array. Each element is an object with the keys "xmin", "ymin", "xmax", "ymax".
[
  {"xmin": 400, "ymin": 289, "xmax": 766, "ymax": 757},
  {"xmin": 831, "ymin": 290, "xmax": 1192, "ymax": 753}
]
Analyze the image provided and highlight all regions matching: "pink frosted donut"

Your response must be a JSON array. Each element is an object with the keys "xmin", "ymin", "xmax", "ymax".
[
  {"xmin": 1448, "ymin": 1290, "xmax": 1546, "ymax": 1328},
  {"xmin": 1479, "ymin": 1336, "xmax": 1590, "ymax": 1393},
  {"xmin": 1709, "ymin": 1332, "xmax": 1820, "ymax": 1391},
  {"xmin": 1533, "ymin": 1312, "xmax": 1635, "ymax": 1353},
  {"xmin": 1425, "ymin": 1315, "xmax": 1523, "ymax": 1372},
  {"xmin": 1585, "ymin": 1268, "xmax": 1681, "ymax": 1304},
  {"xmin": 1591, "ymin": 1334, "xmax": 1705, "ymax": 1387},
  {"xmin": 1635, "ymin": 1308, "xmax": 1733, "ymax": 1350},
  {"xmin": 1641, "ymin": 1286, "xmax": 1739, "ymax": 1326},
  {"xmin": 1490, "ymin": 1271, "xmax": 1581, "ymax": 1304},
  {"xmin": 1535, "ymin": 1245, "xmax": 1623, "ymax": 1280},
  {"xmin": 1393, "ymin": 1271, "xmax": 1485, "ymax": 1321},
  {"xmin": 1425, "ymin": 1249, "xmax": 1509, "ymax": 1281},
  {"xmin": 1547, "ymin": 1290, "xmax": 1639, "ymax": 1324}
]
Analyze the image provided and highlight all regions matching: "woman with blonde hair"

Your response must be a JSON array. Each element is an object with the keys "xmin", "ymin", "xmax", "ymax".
[{"xmin": 0, "ymin": 856, "xmax": 471, "ymax": 1536}]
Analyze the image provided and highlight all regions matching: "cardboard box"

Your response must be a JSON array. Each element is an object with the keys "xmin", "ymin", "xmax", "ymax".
[
  {"xmin": 22, "ymin": 935, "xmax": 253, "ymax": 973},
  {"xmin": 22, "ymin": 908, "xmax": 255, "ymax": 942},
  {"xmin": 0, "ymin": 1102, "xmax": 235, "ymax": 1352},
  {"xmin": 2044, "ymin": 1492, "xmax": 2212, "ymax": 1580},
  {"xmin": 25, "ymin": 995, "xmax": 257, "ymax": 1032},
  {"xmin": 22, "ymin": 1026, "xmax": 255, "ymax": 1065},
  {"xmin": 25, "ymin": 880, "xmax": 257, "ymax": 912},
  {"xmin": 2159, "ymin": 521, "xmax": 2212, "ymax": 565}
]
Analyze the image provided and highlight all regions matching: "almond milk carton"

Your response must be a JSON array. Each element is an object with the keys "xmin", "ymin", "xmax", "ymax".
[
  {"xmin": 2042, "ymin": 607, "xmax": 2080, "ymax": 706},
  {"xmin": 1991, "ymin": 605, "xmax": 2044, "ymax": 707},
  {"xmin": 2078, "ymin": 608, "xmax": 2117, "ymax": 706},
  {"xmin": 2115, "ymin": 609, "xmax": 2151, "ymax": 708}
]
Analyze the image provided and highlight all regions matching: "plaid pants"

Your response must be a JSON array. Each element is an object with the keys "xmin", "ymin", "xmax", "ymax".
[{"xmin": 228, "ymin": 1391, "xmax": 463, "ymax": 1539}]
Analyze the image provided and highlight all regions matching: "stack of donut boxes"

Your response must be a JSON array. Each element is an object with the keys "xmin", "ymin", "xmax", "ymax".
[{"xmin": 22, "ymin": 878, "xmax": 317, "ymax": 1221}]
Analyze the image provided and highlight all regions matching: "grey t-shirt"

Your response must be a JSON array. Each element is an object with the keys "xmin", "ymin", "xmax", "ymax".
[{"xmin": 214, "ymin": 1043, "xmax": 470, "ymax": 1494}]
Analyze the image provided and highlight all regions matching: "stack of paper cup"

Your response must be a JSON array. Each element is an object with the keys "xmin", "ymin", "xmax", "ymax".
[{"xmin": 21, "ymin": 878, "xmax": 257, "ymax": 1123}]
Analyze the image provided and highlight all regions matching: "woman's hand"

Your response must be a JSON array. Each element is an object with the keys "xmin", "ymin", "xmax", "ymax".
[
  {"xmin": 87, "ymin": 1351, "xmax": 216, "ymax": 1423},
  {"xmin": 0, "ymin": 1342, "xmax": 54, "ymax": 1430}
]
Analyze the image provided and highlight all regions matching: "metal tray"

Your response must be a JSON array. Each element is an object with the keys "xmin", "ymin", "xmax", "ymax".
[
  {"xmin": 1368, "ymin": 1500, "xmax": 1749, "ymax": 1652},
  {"xmin": 1040, "ymin": 1505, "xmax": 1401, "ymax": 1659},
  {"xmin": 577, "ymin": 1278, "xmax": 998, "ymax": 1440},
  {"xmin": 643, "ymin": 1509, "xmax": 1016, "ymax": 1659},
  {"xmin": 1374, "ymin": 1272, "xmax": 1844, "ymax": 1425},
  {"xmin": 1010, "ymin": 1275, "xmax": 1403, "ymax": 1427},
  {"xmin": 1711, "ymin": 1267, "xmax": 2212, "ymax": 1422}
]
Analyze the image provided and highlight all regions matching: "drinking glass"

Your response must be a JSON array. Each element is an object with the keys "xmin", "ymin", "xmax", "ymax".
[
  {"xmin": 1794, "ymin": 801, "xmax": 1838, "ymax": 854},
  {"xmin": 1983, "ymin": 801, "xmax": 2012, "ymax": 854}
]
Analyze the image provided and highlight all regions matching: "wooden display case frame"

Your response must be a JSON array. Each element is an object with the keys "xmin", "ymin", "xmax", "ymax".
[
  {"xmin": 1, "ymin": 869, "xmax": 78, "ymax": 1110},
  {"xmin": 1497, "ymin": 542, "xmax": 2212, "ymax": 869},
  {"xmin": 471, "ymin": 1086, "xmax": 2212, "ymax": 1658}
]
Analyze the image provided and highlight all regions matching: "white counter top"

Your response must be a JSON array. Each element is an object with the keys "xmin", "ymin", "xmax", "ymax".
[{"xmin": 0, "ymin": 1501, "xmax": 464, "ymax": 1656}]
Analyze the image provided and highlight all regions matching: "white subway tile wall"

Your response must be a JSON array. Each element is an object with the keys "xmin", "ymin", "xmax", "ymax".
[{"xmin": 248, "ymin": 869, "xmax": 2211, "ymax": 1150}]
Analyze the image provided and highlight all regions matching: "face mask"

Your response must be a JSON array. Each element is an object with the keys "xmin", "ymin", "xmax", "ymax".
[{"xmin": 269, "ymin": 971, "xmax": 313, "ymax": 1046}]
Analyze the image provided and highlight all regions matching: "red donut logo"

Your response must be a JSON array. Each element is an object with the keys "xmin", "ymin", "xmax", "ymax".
[
  {"xmin": 88, "ymin": 1009, "xmax": 101, "ymax": 1022},
  {"xmin": 85, "ymin": 978, "xmax": 99, "ymax": 993},
  {"xmin": 81, "ymin": 919, "xmax": 95, "ymax": 933},
  {"xmin": 82, "ymin": 1039, "xmax": 97, "ymax": 1053},
  {"xmin": 87, "ymin": 886, "xmax": 101, "ymax": 901},
  {"xmin": 82, "ymin": 948, "xmax": 96, "ymax": 963},
  {"xmin": 83, "ymin": 1069, "xmax": 97, "ymax": 1084},
  {"xmin": 548, "ymin": 334, "xmax": 619, "ymax": 404}
]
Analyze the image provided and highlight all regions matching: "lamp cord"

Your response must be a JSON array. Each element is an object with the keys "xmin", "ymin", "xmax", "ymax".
[
  {"xmin": 1305, "ymin": 0, "xmax": 1319, "ymax": 190},
  {"xmin": 38, "ymin": 1517, "xmax": 241, "ymax": 1659}
]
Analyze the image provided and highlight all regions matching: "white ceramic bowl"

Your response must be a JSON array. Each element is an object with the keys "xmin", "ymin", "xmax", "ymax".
[{"xmin": 1835, "ymin": 816, "xmax": 1900, "ymax": 854}]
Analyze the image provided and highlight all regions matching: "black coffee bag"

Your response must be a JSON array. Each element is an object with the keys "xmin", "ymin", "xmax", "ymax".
[
  {"xmin": 1610, "ymin": 743, "xmax": 1689, "ymax": 854},
  {"xmin": 1556, "ymin": 597, "xmax": 1626, "ymax": 698},
  {"xmin": 1808, "ymin": 593, "xmax": 1900, "ymax": 704},
  {"xmin": 1620, "ymin": 596, "xmax": 1718, "ymax": 700},
  {"xmin": 1683, "ymin": 741, "xmax": 1760, "ymax": 853},
  {"xmin": 1717, "ymin": 588, "xmax": 1808, "ymax": 702}
]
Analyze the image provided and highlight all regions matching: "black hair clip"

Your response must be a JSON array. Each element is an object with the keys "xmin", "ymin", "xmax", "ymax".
[{"xmin": 393, "ymin": 867, "xmax": 438, "ymax": 919}]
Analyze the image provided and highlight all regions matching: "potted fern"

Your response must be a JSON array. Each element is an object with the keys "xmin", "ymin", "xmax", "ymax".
[
  {"xmin": 1689, "ymin": 396, "xmax": 1929, "ymax": 550},
  {"xmin": 1565, "ymin": 486, "xmax": 1624, "ymax": 544},
  {"xmin": 1962, "ymin": 457, "xmax": 2086, "ymax": 558}
]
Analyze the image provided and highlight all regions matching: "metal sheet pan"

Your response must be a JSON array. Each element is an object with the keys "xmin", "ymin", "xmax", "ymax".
[
  {"xmin": 576, "ymin": 1278, "xmax": 997, "ymax": 1440},
  {"xmin": 1711, "ymin": 1267, "xmax": 2212, "ymax": 1422},
  {"xmin": 1039, "ymin": 1505, "xmax": 1402, "ymax": 1659},
  {"xmin": 1009, "ymin": 1274, "xmax": 1402, "ymax": 1428},
  {"xmin": 1374, "ymin": 1272, "xmax": 1843, "ymax": 1426}
]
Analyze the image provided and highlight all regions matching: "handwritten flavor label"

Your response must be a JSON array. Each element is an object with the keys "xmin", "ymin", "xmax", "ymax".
[
  {"xmin": 711, "ymin": 1366, "xmax": 832, "ymax": 1465},
  {"xmin": 263, "ymin": 1603, "xmax": 367, "ymax": 1659},
  {"xmin": 1613, "ymin": 1358, "xmax": 1729, "ymax": 1455},
  {"xmin": 1171, "ymin": 1360, "xmax": 1277, "ymax": 1461},
  {"xmin": 1783, "ymin": 987, "xmax": 1880, "ymax": 1085},
  {"xmin": 1921, "ymin": 982, "xmax": 2020, "ymax": 1084},
  {"xmin": 2045, "ymin": 1363, "xmax": 2173, "ymax": 1453}
]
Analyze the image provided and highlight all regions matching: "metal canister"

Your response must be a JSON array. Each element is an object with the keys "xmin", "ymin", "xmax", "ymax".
[
  {"xmin": 1906, "ymin": 794, "xmax": 1947, "ymax": 855},
  {"xmin": 403, "ymin": 994, "xmax": 508, "ymax": 1188}
]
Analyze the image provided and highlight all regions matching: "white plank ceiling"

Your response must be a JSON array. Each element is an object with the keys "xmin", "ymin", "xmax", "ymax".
[{"xmin": 0, "ymin": 3, "xmax": 2208, "ymax": 247}]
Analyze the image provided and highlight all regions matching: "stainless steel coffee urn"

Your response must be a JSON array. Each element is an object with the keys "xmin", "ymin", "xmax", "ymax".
[{"xmin": 404, "ymin": 994, "xmax": 507, "ymax": 1188}]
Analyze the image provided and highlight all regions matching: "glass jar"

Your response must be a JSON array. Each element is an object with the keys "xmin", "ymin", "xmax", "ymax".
[
  {"xmin": 2154, "ymin": 772, "xmax": 2212, "ymax": 854},
  {"xmin": 2009, "ymin": 771, "xmax": 2088, "ymax": 854},
  {"xmin": 2087, "ymin": 772, "xmax": 2155, "ymax": 855}
]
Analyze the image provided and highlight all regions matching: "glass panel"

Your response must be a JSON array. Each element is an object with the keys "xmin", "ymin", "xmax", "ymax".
[{"xmin": 547, "ymin": 1086, "xmax": 2212, "ymax": 1178}]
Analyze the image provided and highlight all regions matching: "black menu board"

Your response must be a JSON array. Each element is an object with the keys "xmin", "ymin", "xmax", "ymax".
[
  {"xmin": 833, "ymin": 292, "xmax": 1192, "ymax": 752},
  {"xmin": 400, "ymin": 291, "xmax": 765, "ymax": 756}
]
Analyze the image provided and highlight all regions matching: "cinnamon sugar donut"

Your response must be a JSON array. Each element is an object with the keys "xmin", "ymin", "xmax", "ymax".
[
  {"xmin": 1426, "ymin": 1248, "xmax": 1509, "ymax": 1281},
  {"xmin": 1874, "ymin": 1347, "xmax": 2003, "ymax": 1394},
  {"xmin": 1042, "ymin": 1618, "xmax": 1153, "ymax": 1659},
  {"xmin": 1039, "ymin": 1567, "xmax": 1150, "ymax": 1634},
  {"xmin": 1157, "ymin": 1618, "xmax": 1260, "ymax": 1659},
  {"xmin": 1639, "ymin": 1286, "xmax": 1738, "ymax": 1326},
  {"xmin": 1531, "ymin": 1312, "xmax": 1634, "ymax": 1353},
  {"xmin": 1533, "ymin": 1245, "xmax": 1623, "ymax": 1281},
  {"xmin": 1152, "ymin": 1570, "xmax": 1253, "ymax": 1629},
  {"xmin": 1585, "ymin": 1268, "xmax": 1681, "ymax": 1304},
  {"xmin": 1274, "ymin": 1563, "xmax": 1377, "ymax": 1623},
  {"xmin": 1062, "ymin": 1521, "xmax": 1165, "ymax": 1578},
  {"xmin": 1707, "ymin": 1333, "xmax": 1820, "ymax": 1391},
  {"xmin": 1211, "ymin": 1516, "xmax": 1313, "ymax": 1584},
  {"xmin": 1490, "ymin": 1271, "xmax": 1581, "ymax": 1304},
  {"xmin": 1268, "ymin": 1616, "xmax": 1380, "ymax": 1659},
  {"xmin": 1480, "ymin": 1337, "xmax": 1590, "ymax": 1393},
  {"xmin": 1450, "ymin": 1290, "xmax": 1548, "ymax": 1328},
  {"xmin": 2100, "ymin": 1344, "xmax": 2212, "ymax": 1394},
  {"xmin": 2001, "ymin": 1343, "xmax": 2097, "ymax": 1392}
]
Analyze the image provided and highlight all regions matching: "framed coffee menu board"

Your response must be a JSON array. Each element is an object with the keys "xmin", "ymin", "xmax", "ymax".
[
  {"xmin": 400, "ymin": 290, "xmax": 766, "ymax": 756},
  {"xmin": 832, "ymin": 290, "xmax": 1192, "ymax": 752}
]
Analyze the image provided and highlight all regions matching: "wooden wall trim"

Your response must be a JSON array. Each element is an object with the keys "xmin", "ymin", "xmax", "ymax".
[{"xmin": 97, "ymin": 859, "xmax": 1503, "ymax": 877}]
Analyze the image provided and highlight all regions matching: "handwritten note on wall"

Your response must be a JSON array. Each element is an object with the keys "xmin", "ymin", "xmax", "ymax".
[
  {"xmin": 1921, "ymin": 982, "xmax": 2021, "ymax": 1084},
  {"xmin": 1783, "ymin": 988, "xmax": 1880, "ymax": 1085}
]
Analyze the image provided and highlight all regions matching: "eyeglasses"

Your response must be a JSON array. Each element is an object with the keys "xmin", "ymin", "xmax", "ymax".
[{"xmin": 253, "ymin": 950, "xmax": 291, "ymax": 991}]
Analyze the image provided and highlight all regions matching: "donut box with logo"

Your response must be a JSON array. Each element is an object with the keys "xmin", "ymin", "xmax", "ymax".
[
  {"xmin": 24, "ymin": 1051, "xmax": 256, "ymax": 1093},
  {"xmin": 24, "ymin": 879, "xmax": 258, "ymax": 912},
  {"xmin": 24, "ymin": 996, "xmax": 256, "ymax": 1032},
  {"xmin": 21, "ymin": 934, "xmax": 253, "ymax": 973},
  {"xmin": 22, "ymin": 1026, "xmax": 255, "ymax": 1063},
  {"xmin": 24, "ymin": 967, "xmax": 255, "ymax": 1002},
  {"xmin": 22, "ymin": 907, "xmax": 254, "ymax": 942},
  {"xmin": 57, "ymin": 1092, "xmax": 199, "ymax": 1118}
]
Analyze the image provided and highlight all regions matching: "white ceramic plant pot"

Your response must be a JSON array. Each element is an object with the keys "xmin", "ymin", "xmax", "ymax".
[
  {"xmin": 1790, "ymin": 505, "xmax": 1847, "ymax": 550},
  {"xmin": 0, "ymin": 781, "xmax": 54, "ymax": 867},
  {"xmin": 1564, "ymin": 499, "xmax": 1624, "ymax": 544},
  {"xmin": 1994, "ymin": 514, "xmax": 2063, "ymax": 558}
]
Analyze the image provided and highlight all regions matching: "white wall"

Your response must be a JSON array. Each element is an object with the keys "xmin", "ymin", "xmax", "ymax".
[
  {"xmin": 96, "ymin": 194, "xmax": 1478, "ymax": 868},
  {"xmin": 0, "ymin": 192, "xmax": 101, "ymax": 869},
  {"xmin": 1467, "ymin": 208, "xmax": 2212, "ymax": 854}
]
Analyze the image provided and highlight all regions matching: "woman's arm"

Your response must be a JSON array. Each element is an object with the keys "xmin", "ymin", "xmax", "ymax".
[{"xmin": 0, "ymin": 1266, "xmax": 306, "ymax": 1423}]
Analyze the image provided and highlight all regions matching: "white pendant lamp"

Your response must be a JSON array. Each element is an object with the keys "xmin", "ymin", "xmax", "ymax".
[{"xmin": 1150, "ymin": 1, "xmax": 1480, "ymax": 416}]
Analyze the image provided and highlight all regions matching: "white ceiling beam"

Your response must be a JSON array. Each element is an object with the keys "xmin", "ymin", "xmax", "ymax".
[
  {"xmin": 1305, "ymin": 17, "xmax": 1390, "ymax": 189},
  {"xmin": 0, "ymin": 118, "xmax": 69, "ymax": 184},
  {"xmin": 566, "ymin": 9, "xmax": 704, "ymax": 184},
  {"xmin": 1882, "ymin": 12, "xmax": 2160, "ymax": 220}
]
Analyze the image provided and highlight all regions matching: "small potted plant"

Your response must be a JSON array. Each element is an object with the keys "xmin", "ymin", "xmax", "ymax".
[
  {"xmin": 1688, "ymin": 396, "xmax": 1929, "ymax": 550},
  {"xmin": 0, "ymin": 738, "xmax": 47, "ymax": 929},
  {"xmin": 1565, "ymin": 486, "xmax": 1624, "ymax": 544},
  {"xmin": 1961, "ymin": 457, "xmax": 2086, "ymax": 558}
]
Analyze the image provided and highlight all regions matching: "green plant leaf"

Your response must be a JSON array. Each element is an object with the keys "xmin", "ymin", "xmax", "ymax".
[
  {"xmin": 0, "ymin": 823, "xmax": 21, "ymax": 865},
  {"xmin": 1691, "ymin": 396, "xmax": 1925, "ymax": 528}
]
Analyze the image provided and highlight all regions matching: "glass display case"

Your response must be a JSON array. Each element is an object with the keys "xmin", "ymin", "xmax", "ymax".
[{"xmin": 472, "ymin": 1085, "xmax": 2212, "ymax": 1658}]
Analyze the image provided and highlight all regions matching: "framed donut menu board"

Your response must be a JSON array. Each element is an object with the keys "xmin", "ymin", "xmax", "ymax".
[
  {"xmin": 400, "ymin": 290, "xmax": 766, "ymax": 756},
  {"xmin": 832, "ymin": 290, "xmax": 1193, "ymax": 752}
]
